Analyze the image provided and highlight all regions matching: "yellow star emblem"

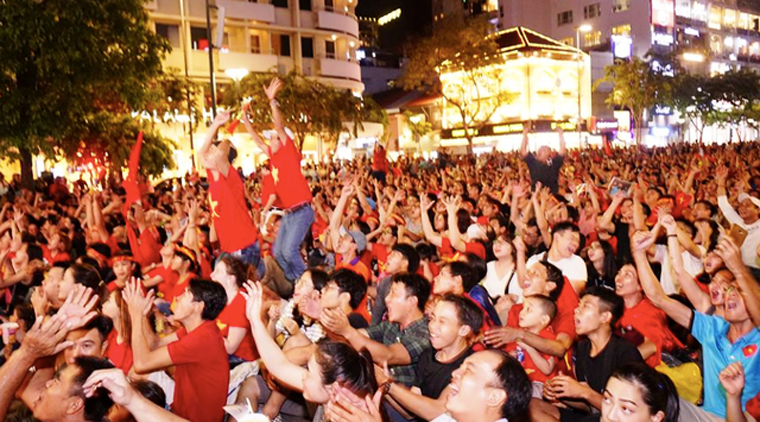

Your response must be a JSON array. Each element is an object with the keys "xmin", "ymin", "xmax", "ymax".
[
  {"xmin": 216, "ymin": 320, "xmax": 228, "ymax": 331},
  {"xmin": 272, "ymin": 166, "xmax": 280, "ymax": 184},
  {"xmin": 209, "ymin": 193, "xmax": 220, "ymax": 218}
]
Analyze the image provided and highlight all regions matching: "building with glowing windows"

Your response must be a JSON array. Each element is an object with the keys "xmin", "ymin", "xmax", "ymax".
[{"xmin": 437, "ymin": 27, "xmax": 596, "ymax": 152}]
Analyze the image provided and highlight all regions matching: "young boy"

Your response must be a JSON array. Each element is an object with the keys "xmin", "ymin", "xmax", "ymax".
[{"xmin": 505, "ymin": 295, "xmax": 558, "ymax": 398}]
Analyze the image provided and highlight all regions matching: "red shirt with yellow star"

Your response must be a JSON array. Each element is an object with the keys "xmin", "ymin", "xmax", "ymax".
[
  {"xmin": 216, "ymin": 291, "xmax": 259, "ymax": 361},
  {"xmin": 269, "ymin": 137, "xmax": 312, "ymax": 209},
  {"xmin": 207, "ymin": 168, "xmax": 259, "ymax": 253}
]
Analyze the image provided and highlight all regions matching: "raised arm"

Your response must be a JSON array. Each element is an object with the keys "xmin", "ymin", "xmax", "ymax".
[
  {"xmin": 243, "ymin": 282, "xmax": 309, "ymax": 391},
  {"xmin": 329, "ymin": 184, "xmax": 354, "ymax": 248},
  {"xmin": 443, "ymin": 196, "xmax": 466, "ymax": 253},
  {"xmin": 556, "ymin": 126, "xmax": 566, "ymax": 157},
  {"xmin": 264, "ymin": 78, "xmax": 286, "ymax": 153},
  {"xmin": 631, "ymin": 232, "xmax": 693, "ymax": 328},
  {"xmin": 199, "ymin": 111, "xmax": 231, "ymax": 171},
  {"xmin": 520, "ymin": 125, "xmax": 530, "ymax": 158},
  {"xmin": 241, "ymin": 110, "xmax": 271, "ymax": 158},
  {"xmin": 124, "ymin": 280, "xmax": 172, "ymax": 374},
  {"xmin": 597, "ymin": 192, "xmax": 624, "ymax": 233},
  {"xmin": 420, "ymin": 195, "xmax": 442, "ymax": 247},
  {"xmin": 662, "ymin": 215, "xmax": 711, "ymax": 313},
  {"xmin": 717, "ymin": 238, "xmax": 760, "ymax": 326}
]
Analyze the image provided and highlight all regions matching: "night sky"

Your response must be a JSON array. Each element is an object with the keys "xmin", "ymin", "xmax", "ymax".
[{"xmin": 356, "ymin": 0, "xmax": 433, "ymax": 53}]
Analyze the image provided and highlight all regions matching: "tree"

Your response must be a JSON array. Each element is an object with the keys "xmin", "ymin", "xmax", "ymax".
[
  {"xmin": 0, "ymin": 0, "xmax": 171, "ymax": 187},
  {"xmin": 236, "ymin": 71, "xmax": 387, "ymax": 151},
  {"xmin": 403, "ymin": 110, "xmax": 433, "ymax": 153},
  {"xmin": 401, "ymin": 16, "xmax": 514, "ymax": 153},
  {"xmin": 595, "ymin": 56, "xmax": 670, "ymax": 145},
  {"xmin": 670, "ymin": 72, "xmax": 713, "ymax": 143}
]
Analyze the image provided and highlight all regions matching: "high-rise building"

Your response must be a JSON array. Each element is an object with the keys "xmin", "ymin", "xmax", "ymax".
[
  {"xmin": 148, "ymin": 0, "xmax": 363, "ymax": 95},
  {"xmin": 432, "ymin": 0, "xmax": 500, "ymax": 23}
]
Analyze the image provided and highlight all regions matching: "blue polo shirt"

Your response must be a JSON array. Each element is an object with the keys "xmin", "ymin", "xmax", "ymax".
[{"xmin": 691, "ymin": 311, "xmax": 760, "ymax": 417}]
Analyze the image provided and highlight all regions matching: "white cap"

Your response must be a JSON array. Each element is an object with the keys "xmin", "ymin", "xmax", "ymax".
[{"xmin": 738, "ymin": 193, "xmax": 760, "ymax": 209}]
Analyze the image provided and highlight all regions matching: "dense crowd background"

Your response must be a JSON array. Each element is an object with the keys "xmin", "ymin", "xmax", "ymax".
[{"xmin": 0, "ymin": 79, "xmax": 759, "ymax": 422}]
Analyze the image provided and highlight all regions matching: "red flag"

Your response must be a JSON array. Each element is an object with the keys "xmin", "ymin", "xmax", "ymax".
[
  {"xmin": 123, "ymin": 131, "xmax": 143, "ymax": 215},
  {"xmin": 603, "ymin": 137, "xmax": 613, "ymax": 157}
]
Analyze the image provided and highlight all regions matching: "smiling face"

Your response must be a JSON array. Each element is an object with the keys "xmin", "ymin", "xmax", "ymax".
[
  {"xmin": 62, "ymin": 328, "xmax": 106, "ymax": 366},
  {"xmin": 553, "ymin": 229, "xmax": 580, "ymax": 258},
  {"xmin": 429, "ymin": 300, "xmax": 467, "ymax": 351},
  {"xmin": 602, "ymin": 377, "xmax": 665, "ymax": 422},
  {"xmin": 614, "ymin": 265, "xmax": 640, "ymax": 298},
  {"xmin": 445, "ymin": 351, "xmax": 506, "ymax": 419}
]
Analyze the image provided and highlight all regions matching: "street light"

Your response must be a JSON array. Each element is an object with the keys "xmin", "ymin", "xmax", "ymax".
[
  {"xmin": 576, "ymin": 24, "xmax": 592, "ymax": 146},
  {"xmin": 225, "ymin": 68, "xmax": 249, "ymax": 103},
  {"xmin": 682, "ymin": 52, "xmax": 705, "ymax": 62}
]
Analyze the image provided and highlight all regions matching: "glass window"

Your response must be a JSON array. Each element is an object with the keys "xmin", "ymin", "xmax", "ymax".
[
  {"xmin": 272, "ymin": 0, "xmax": 288, "ymax": 8},
  {"xmin": 557, "ymin": 10, "xmax": 573, "ymax": 26},
  {"xmin": 299, "ymin": 0, "xmax": 311, "ymax": 11},
  {"xmin": 325, "ymin": 40, "xmax": 336, "ymax": 58},
  {"xmin": 612, "ymin": 0, "xmax": 630, "ymax": 13},
  {"xmin": 301, "ymin": 37, "xmax": 314, "ymax": 58},
  {"xmin": 250, "ymin": 35, "xmax": 261, "ymax": 54},
  {"xmin": 611, "ymin": 24, "xmax": 631, "ymax": 36},
  {"xmin": 156, "ymin": 23, "xmax": 181, "ymax": 48},
  {"xmin": 273, "ymin": 34, "xmax": 291, "ymax": 56},
  {"xmin": 190, "ymin": 26, "xmax": 208, "ymax": 50},
  {"xmin": 584, "ymin": 3, "xmax": 601, "ymax": 19},
  {"xmin": 583, "ymin": 30, "xmax": 602, "ymax": 47}
]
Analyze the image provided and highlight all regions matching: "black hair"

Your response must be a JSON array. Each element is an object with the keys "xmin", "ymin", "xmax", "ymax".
[
  {"xmin": 88, "ymin": 243, "xmax": 112, "ymax": 259},
  {"xmin": 188, "ymin": 278, "xmax": 227, "ymax": 320},
  {"xmin": 538, "ymin": 261, "xmax": 564, "ymax": 302},
  {"xmin": 694, "ymin": 200, "xmax": 717, "ymax": 217},
  {"xmin": 439, "ymin": 293, "xmax": 483, "ymax": 337},
  {"xmin": 328, "ymin": 269, "xmax": 368, "ymax": 310},
  {"xmin": 70, "ymin": 356, "xmax": 115, "ymax": 422},
  {"xmin": 307, "ymin": 268, "xmax": 330, "ymax": 292},
  {"xmin": 490, "ymin": 350, "xmax": 532, "ymax": 421},
  {"xmin": 456, "ymin": 209, "xmax": 470, "ymax": 234},
  {"xmin": 462, "ymin": 253, "xmax": 487, "ymax": 286},
  {"xmin": 26, "ymin": 243, "xmax": 43, "ymax": 262},
  {"xmin": 69, "ymin": 262, "xmax": 103, "ymax": 292},
  {"xmin": 524, "ymin": 295, "xmax": 557, "ymax": 322},
  {"xmin": 228, "ymin": 145, "xmax": 238, "ymax": 164},
  {"xmin": 80, "ymin": 314, "xmax": 114, "ymax": 343},
  {"xmin": 415, "ymin": 243, "xmax": 436, "ymax": 262},
  {"xmin": 552, "ymin": 221, "xmax": 580, "ymax": 237},
  {"xmin": 77, "ymin": 256, "xmax": 100, "ymax": 272},
  {"xmin": 391, "ymin": 273, "xmax": 431, "ymax": 312},
  {"xmin": 581, "ymin": 286, "xmax": 625, "ymax": 326},
  {"xmin": 392, "ymin": 243, "xmax": 420, "ymax": 274},
  {"xmin": 675, "ymin": 218, "xmax": 695, "ymax": 238},
  {"xmin": 13, "ymin": 304, "xmax": 36, "ymax": 331},
  {"xmin": 218, "ymin": 256, "xmax": 247, "ymax": 288},
  {"xmin": 132, "ymin": 379, "xmax": 167, "ymax": 408},
  {"xmin": 609, "ymin": 363, "xmax": 680, "ymax": 422},
  {"xmin": 316, "ymin": 341, "xmax": 378, "ymax": 400},
  {"xmin": 445, "ymin": 261, "xmax": 479, "ymax": 292},
  {"xmin": 589, "ymin": 240, "xmax": 618, "ymax": 278}
]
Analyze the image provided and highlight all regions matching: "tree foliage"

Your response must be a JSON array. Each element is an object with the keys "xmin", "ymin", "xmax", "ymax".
[
  {"xmin": 0, "ymin": 0, "xmax": 172, "ymax": 184},
  {"xmin": 401, "ymin": 16, "xmax": 514, "ymax": 152},
  {"xmin": 595, "ymin": 56, "xmax": 670, "ymax": 145},
  {"xmin": 233, "ymin": 71, "xmax": 388, "ymax": 150}
]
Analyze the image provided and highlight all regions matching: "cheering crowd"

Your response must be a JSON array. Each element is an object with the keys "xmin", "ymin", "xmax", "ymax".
[{"xmin": 0, "ymin": 77, "xmax": 759, "ymax": 422}]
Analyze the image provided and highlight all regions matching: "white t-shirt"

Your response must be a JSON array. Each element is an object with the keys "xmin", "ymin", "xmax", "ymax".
[
  {"xmin": 526, "ymin": 252, "xmax": 588, "ymax": 284},
  {"xmin": 482, "ymin": 261, "xmax": 521, "ymax": 301}
]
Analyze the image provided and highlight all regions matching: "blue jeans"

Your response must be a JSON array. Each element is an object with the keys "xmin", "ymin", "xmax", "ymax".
[
  {"xmin": 274, "ymin": 205, "xmax": 314, "ymax": 282},
  {"xmin": 221, "ymin": 240, "xmax": 264, "ymax": 279}
]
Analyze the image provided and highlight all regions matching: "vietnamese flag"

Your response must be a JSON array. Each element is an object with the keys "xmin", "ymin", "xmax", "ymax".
[
  {"xmin": 123, "ymin": 131, "xmax": 143, "ymax": 216},
  {"xmin": 743, "ymin": 344, "xmax": 758, "ymax": 358},
  {"xmin": 603, "ymin": 137, "xmax": 613, "ymax": 157},
  {"xmin": 226, "ymin": 102, "xmax": 250, "ymax": 134}
]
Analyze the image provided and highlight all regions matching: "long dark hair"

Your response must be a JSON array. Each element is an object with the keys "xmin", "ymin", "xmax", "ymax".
[
  {"xmin": 316, "ymin": 341, "xmax": 378, "ymax": 399},
  {"xmin": 608, "ymin": 363, "xmax": 680, "ymax": 422}
]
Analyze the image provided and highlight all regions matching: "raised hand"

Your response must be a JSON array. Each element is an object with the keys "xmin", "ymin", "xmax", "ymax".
[
  {"xmin": 20, "ymin": 314, "xmax": 75, "ymax": 359},
  {"xmin": 123, "ymin": 278, "xmax": 154, "ymax": 317},
  {"xmin": 441, "ymin": 195, "xmax": 461, "ymax": 212},
  {"xmin": 212, "ymin": 110, "xmax": 231, "ymax": 127},
  {"xmin": 631, "ymin": 230, "xmax": 655, "ymax": 253},
  {"xmin": 341, "ymin": 183, "xmax": 355, "ymax": 198},
  {"xmin": 719, "ymin": 362, "xmax": 745, "ymax": 397},
  {"xmin": 420, "ymin": 195, "xmax": 435, "ymax": 211},
  {"xmin": 241, "ymin": 280, "xmax": 264, "ymax": 326},
  {"xmin": 264, "ymin": 78, "xmax": 284, "ymax": 100},
  {"xmin": 716, "ymin": 237, "xmax": 745, "ymax": 272},
  {"xmin": 83, "ymin": 368, "xmax": 137, "ymax": 406},
  {"xmin": 57, "ymin": 285, "xmax": 98, "ymax": 330}
]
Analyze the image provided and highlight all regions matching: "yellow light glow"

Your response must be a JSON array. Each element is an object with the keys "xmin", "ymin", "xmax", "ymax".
[
  {"xmin": 493, "ymin": 123, "xmax": 524, "ymax": 134},
  {"xmin": 452, "ymin": 129, "xmax": 478, "ymax": 138},
  {"xmin": 578, "ymin": 24, "xmax": 593, "ymax": 33},
  {"xmin": 378, "ymin": 8, "xmax": 402, "ymax": 26},
  {"xmin": 682, "ymin": 52, "xmax": 705, "ymax": 62}
]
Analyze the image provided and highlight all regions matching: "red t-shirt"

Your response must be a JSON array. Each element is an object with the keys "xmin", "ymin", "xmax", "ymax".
[
  {"xmin": 42, "ymin": 245, "xmax": 70, "ymax": 265},
  {"xmin": 169, "ymin": 273, "xmax": 196, "ymax": 305},
  {"xmin": 440, "ymin": 237, "xmax": 487, "ymax": 261},
  {"xmin": 336, "ymin": 255, "xmax": 371, "ymax": 323},
  {"xmin": 216, "ymin": 292, "xmax": 259, "ymax": 361},
  {"xmin": 372, "ymin": 243, "xmax": 390, "ymax": 274},
  {"xmin": 132, "ymin": 226, "xmax": 162, "ymax": 268},
  {"xmin": 508, "ymin": 285, "xmax": 578, "ymax": 341},
  {"xmin": 147, "ymin": 265, "xmax": 180, "ymax": 301},
  {"xmin": 269, "ymin": 138, "xmax": 312, "ymax": 209},
  {"xmin": 207, "ymin": 168, "xmax": 259, "ymax": 253},
  {"xmin": 617, "ymin": 297, "xmax": 684, "ymax": 368},
  {"xmin": 167, "ymin": 321, "xmax": 229, "ymax": 422},
  {"xmin": 372, "ymin": 147, "xmax": 388, "ymax": 173},
  {"xmin": 261, "ymin": 173, "xmax": 283, "ymax": 209},
  {"xmin": 105, "ymin": 330, "xmax": 133, "ymax": 374},
  {"xmin": 504, "ymin": 327, "xmax": 558, "ymax": 383},
  {"xmin": 107, "ymin": 235, "xmax": 121, "ymax": 256}
]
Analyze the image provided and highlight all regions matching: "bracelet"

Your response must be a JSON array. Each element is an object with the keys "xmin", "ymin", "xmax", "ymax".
[
  {"xmin": 667, "ymin": 234, "xmax": 677, "ymax": 238},
  {"xmin": 381, "ymin": 380, "xmax": 393, "ymax": 394},
  {"xmin": 269, "ymin": 99, "xmax": 279, "ymax": 107}
]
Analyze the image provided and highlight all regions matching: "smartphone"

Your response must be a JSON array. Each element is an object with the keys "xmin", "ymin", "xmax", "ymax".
[
  {"xmin": 729, "ymin": 224, "xmax": 749, "ymax": 246},
  {"xmin": 608, "ymin": 177, "xmax": 632, "ymax": 197}
]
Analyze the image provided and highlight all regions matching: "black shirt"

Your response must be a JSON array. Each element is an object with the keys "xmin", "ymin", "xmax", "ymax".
[
  {"xmin": 348, "ymin": 312, "xmax": 369, "ymax": 329},
  {"xmin": 574, "ymin": 335, "xmax": 643, "ymax": 394},
  {"xmin": 612, "ymin": 219, "xmax": 632, "ymax": 264},
  {"xmin": 524, "ymin": 153, "xmax": 564, "ymax": 195},
  {"xmin": 415, "ymin": 346, "xmax": 474, "ymax": 399}
]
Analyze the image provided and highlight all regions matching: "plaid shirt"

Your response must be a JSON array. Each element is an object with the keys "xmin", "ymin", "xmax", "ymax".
[{"xmin": 365, "ymin": 317, "xmax": 431, "ymax": 387}]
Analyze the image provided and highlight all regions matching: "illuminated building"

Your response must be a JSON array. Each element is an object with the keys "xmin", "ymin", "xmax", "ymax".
[{"xmin": 438, "ymin": 27, "xmax": 595, "ymax": 152}]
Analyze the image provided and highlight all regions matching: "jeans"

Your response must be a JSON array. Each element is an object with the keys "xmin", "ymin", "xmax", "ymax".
[
  {"xmin": 222, "ymin": 240, "xmax": 264, "ymax": 279},
  {"xmin": 274, "ymin": 205, "xmax": 314, "ymax": 282}
]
